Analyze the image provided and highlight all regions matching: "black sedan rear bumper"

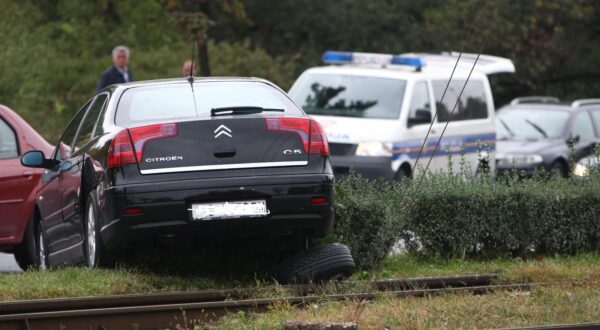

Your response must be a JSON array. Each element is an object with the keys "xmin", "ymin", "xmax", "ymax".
[
  {"xmin": 98, "ymin": 174, "xmax": 334, "ymax": 250},
  {"xmin": 330, "ymin": 155, "xmax": 395, "ymax": 181}
]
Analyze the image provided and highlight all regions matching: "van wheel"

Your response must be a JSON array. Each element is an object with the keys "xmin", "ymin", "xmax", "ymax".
[
  {"xmin": 475, "ymin": 160, "xmax": 490, "ymax": 178},
  {"xmin": 394, "ymin": 165, "xmax": 411, "ymax": 182},
  {"xmin": 273, "ymin": 243, "xmax": 356, "ymax": 284},
  {"xmin": 13, "ymin": 213, "xmax": 37, "ymax": 270}
]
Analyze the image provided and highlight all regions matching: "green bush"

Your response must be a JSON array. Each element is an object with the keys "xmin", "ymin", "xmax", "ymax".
[
  {"xmin": 331, "ymin": 171, "xmax": 600, "ymax": 269},
  {"xmin": 323, "ymin": 174, "xmax": 403, "ymax": 270}
]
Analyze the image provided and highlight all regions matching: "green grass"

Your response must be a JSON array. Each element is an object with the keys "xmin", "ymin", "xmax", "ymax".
[
  {"xmin": 359, "ymin": 252, "xmax": 600, "ymax": 285},
  {"xmin": 2, "ymin": 252, "xmax": 599, "ymax": 302},
  {"xmin": 0, "ymin": 266, "xmax": 253, "ymax": 301},
  {"xmin": 208, "ymin": 285, "xmax": 600, "ymax": 329}
]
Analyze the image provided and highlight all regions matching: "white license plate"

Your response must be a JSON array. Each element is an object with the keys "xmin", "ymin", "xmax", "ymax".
[{"xmin": 189, "ymin": 200, "xmax": 269, "ymax": 220}]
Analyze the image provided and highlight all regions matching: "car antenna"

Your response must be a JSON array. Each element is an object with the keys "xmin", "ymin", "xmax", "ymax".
[
  {"xmin": 187, "ymin": 38, "xmax": 195, "ymax": 84},
  {"xmin": 188, "ymin": 38, "xmax": 199, "ymax": 117}
]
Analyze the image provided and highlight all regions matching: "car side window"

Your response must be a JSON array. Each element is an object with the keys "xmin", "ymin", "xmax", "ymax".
[
  {"xmin": 408, "ymin": 82, "xmax": 431, "ymax": 120},
  {"xmin": 56, "ymin": 99, "xmax": 93, "ymax": 160},
  {"xmin": 571, "ymin": 112, "xmax": 595, "ymax": 140},
  {"xmin": 0, "ymin": 117, "xmax": 18, "ymax": 159},
  {"xmin": 590, "ymin": 110, "xmax": 600, "ymax": 137},
  {"xmin": 432, "ymin": 80, "xmax": 488, "ymax": 122},
  {"xmin": 73, "ymin": 94, "xmax": 108, "ymax": 151}
]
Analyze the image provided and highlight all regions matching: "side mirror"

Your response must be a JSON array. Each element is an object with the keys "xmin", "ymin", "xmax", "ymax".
[
  {"xmin": 21, "ymin": 150, "xmax": 59, "ymax": 169},
  {"xmin": 408, "ymin": 109, "xmax": 432, "ymax": 128}
]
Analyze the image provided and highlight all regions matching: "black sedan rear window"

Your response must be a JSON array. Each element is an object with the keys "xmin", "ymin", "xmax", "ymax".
[{"xmin": 116, "ymin": 81, "xmax": 302, "ymax": 127}]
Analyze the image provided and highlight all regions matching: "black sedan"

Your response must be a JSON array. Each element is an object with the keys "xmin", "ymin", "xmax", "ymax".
[
  {"xmin": 496, "ymin": 98, "xmax": 600, "ymax": 177},
  {"xmin": 20, "ymin": 77, "xmax": 335, "ymax": 269}
]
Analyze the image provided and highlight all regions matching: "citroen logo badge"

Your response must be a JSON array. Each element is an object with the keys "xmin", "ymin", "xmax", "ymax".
[{"xmin": 214, "ymin": 125, "xmax": 232, "ymax": 138}]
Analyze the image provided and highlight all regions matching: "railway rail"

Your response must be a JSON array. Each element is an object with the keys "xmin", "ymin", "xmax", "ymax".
[
  {"xmin": 0, "ymin": 274, "xmax": 532, "ymax": 329},
  {"xmin": 501, "ymin": 323, "xmax": 600, "ymax": 330}
]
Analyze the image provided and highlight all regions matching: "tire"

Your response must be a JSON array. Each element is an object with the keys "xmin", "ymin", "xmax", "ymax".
[
  {"xmin": 475, "ymin": 160, "xmax": 490, "ymax": 178},
  {"xmin": 394, "ymin": 165, "xmax": 412, "ymax": 183},
  {"xmin": 13, "ymin": 212, "xmax": 37, "ymax": 270},
  {"xmin": 550, "ymin": 160, "xmax": 568, "ymax": 178},
  {"xmin": 14, "ymin": 212, "xmax": 47, "ymax": 270},
  {"xmin": 84, "ymin": 190, "xmax": 112, "ymax": 267},
  {"xmin": 274, "ymin": 243, "xmax": 356, "ymax": 284}
]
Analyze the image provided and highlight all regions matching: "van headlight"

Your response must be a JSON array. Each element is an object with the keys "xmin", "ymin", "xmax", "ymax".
[
  {"xmin": 572, "ymin": 163, "xmax": 590, "ymax": 177},
  {"xmin": 496, "ymin": 153, "xmax": 543, "ymax": 166},
  {"xmin": 355, "ymin": 142, "xmax": 393, "ymax": 157}
]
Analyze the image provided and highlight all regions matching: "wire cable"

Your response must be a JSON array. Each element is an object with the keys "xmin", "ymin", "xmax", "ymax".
[
  {"xmin": 411, "ymin": 0, "xmax": 486, "ymax": 178},
  {"xmin": 417, "ymin": 32, "xmax": 490, "ymax": 186}
]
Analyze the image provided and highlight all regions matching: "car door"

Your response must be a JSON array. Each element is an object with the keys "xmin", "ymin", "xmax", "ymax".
[
  {"xmin": 0, "ymin": 115, "xmax": 31, "ymax": 239},
  {"xmin": 58, "ymin": 94, "xmax": 108, "ymax": 261},
  {"xmin": 569, "ymin": 111, "xmax": 597, "ymax": 160},
  {"xmin": 405, "ymin": 80, "xmax": 438, "ymax": 175},
  {"xmin": 43, "ymin": 100, "xmax": 91, "ymax": 264}
]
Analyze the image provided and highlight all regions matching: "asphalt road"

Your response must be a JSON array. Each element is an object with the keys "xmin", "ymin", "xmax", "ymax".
[{"xmin": 0, "ymin": 253, "xmax": 22, "ymax": 272}]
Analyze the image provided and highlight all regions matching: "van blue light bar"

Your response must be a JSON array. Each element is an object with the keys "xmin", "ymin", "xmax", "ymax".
[
  {"xmin": 391, "ymin": 55, "xmax": 424, "ymax": 68},
  {"xmin": 322, "ymin": 51, "xmax": 353, "ymax": 63},
  {"xmin": 322, "ymin": 51, "xmax": 425, "ymax": 69}
]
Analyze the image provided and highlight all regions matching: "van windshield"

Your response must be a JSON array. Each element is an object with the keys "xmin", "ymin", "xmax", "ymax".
[{"xmin": 290, "ymin": 73, "xmax": 406, "ymax": 119}]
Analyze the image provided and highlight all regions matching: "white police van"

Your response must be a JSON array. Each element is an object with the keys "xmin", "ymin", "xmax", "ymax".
[{"xmin": 288, "ymin": 51, "xmax": 515, "ymax": 180}]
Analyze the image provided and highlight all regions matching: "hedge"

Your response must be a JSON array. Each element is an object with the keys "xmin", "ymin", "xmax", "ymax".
[{"xmin": 329, "ymin": 171, "xmax": 600, "ymax": 270}]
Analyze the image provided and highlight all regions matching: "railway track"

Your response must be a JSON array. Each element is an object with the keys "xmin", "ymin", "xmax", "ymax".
[
  {"xmin": 0, "ymin": 274, "xmax": 532, "ymax": 329},
  {"xmin": 501, "ymin": 323, "xmax": 600, "ymax": 330}
]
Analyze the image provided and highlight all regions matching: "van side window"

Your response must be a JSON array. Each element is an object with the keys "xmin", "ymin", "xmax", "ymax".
[
  {"xmin": 409, "ymin": 82, "xmax": 431, "ymax": 119},
  {"xmin": 432, "ymin": 80, "xmax": 488, "ymax": 122}
]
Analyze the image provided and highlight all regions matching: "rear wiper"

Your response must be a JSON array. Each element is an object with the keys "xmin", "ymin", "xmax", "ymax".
[
  {"xmin": 524, "ymin": 119, "xmax": 548, "ymax": 138},
  {"xmin": 211, "ymin": 106, "xmax": 285, "ymax": 116}
]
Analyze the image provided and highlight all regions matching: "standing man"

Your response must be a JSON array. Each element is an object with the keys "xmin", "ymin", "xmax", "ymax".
[{"xmin": 97, "ymin": 45, "xmax": 132, "ymax": 92}]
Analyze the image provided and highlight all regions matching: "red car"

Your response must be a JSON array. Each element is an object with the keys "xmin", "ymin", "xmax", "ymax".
[{"xmin": 0, "ymin": 104, "xmax": 53, "ymax": 269}]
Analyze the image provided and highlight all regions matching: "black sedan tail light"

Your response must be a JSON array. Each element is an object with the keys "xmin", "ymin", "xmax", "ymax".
[{"xmin": 107, "ymin": 123, "xmax": 178, "ymax": 168}]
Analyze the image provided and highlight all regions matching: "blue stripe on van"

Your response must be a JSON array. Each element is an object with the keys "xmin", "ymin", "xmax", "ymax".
[{"xmin": 391, "ymin": 133, "xmax": 496, "ymax": 160}]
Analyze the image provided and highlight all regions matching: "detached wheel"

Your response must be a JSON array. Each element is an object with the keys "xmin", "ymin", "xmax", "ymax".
[
  {"xmin": 274, "ymin": 243, "xmax": 356, "ymax": 284},
  {"xmin": 84, "ymin": 191, "xmax": 111, "ymax": 267}
]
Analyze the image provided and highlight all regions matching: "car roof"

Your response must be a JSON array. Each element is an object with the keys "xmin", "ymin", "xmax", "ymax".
[
  {"xmin": 103, "ymin": 77, "xmax": 278, "ymax": 93},
  {"xmin": 499, "ymin": 103, "xmax": 595, "ymax": 113},
  {"xmin": 300, "ymin": 64, "xmax": 489, "ymax": 81}
]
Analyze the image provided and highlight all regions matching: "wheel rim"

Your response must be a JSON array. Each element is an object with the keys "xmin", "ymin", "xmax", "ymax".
[
  {"xmin": 38, "ymin": 228, "xmax": 47, "ymax": 270},
  {"xmin": 86, "ymin": 203, "xmax": 96, "ymax": 267}
]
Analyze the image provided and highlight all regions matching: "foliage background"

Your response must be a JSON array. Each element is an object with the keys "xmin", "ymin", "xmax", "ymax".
[{"xmin": 1, "ymin": 0, "xmax": 599, "ymax": 142}]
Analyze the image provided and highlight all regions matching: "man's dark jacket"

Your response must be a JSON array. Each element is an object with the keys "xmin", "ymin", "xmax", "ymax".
[{"xmin": 96, "ymin": 66, "xmax": 132, "ymax": 92}]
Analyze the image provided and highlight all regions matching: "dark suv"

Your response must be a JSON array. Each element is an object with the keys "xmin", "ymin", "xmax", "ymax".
[
  {"xmin": 496, "ymin": 97, "xmax": 600, "ymax": 177},
  {"xmin": 21, "ymin": 78, "xmax": 335, "ymax": 269}
]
